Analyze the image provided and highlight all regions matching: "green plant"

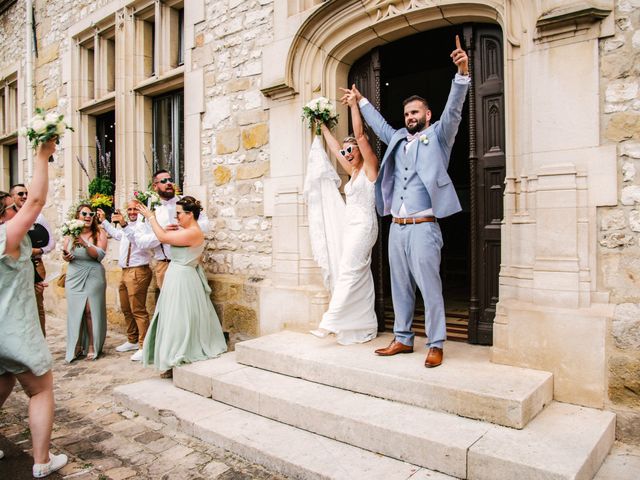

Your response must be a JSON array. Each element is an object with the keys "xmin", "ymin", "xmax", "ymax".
[{"xmin": 88, "ymin": 176, "xmax": 114, "ymax": 197}]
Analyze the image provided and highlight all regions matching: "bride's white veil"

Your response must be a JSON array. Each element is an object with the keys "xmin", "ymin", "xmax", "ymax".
[{"xmin": 303, "ymin": 136, "xmax": 345, "ymax": 293}]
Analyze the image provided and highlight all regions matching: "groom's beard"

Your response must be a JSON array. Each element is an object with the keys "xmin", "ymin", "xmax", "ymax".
[{"xmin": 406, "ymin": 117, "xmax": 426, "ymax": 134}]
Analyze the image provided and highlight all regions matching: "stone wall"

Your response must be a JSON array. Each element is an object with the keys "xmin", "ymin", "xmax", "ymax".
[
  {"xmin": 599, "ymin": 1, "xmax": 640, "ymax": 444},
  {"xmin": 194, "ymin": 0, "xmax": 275, "ymax": 339}
]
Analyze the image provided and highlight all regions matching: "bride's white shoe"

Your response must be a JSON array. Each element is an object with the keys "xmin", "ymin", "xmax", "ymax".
[{"xmin": 309, "ymin": 328, "xmax": 330, "ymax": 338}]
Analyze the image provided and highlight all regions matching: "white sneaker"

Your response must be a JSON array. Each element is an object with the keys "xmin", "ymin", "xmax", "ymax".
[
  {"xmin": 309, "ymin": 328, "xmax": 330, "ymax": 338},
  {"xmin": 33, "ymin": 452, "xmax": 68, "ymax": 478},
  {"xmin": 115, "ymin": 341, "xmax": 139, "ymax": 352},
  {"xmin": 130, "ymin": 349, "xmax": 143, "ymax": 361}
]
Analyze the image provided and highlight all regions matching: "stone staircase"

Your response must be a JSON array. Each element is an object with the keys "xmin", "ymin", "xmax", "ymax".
[{"xmin": 114, "ymin": 331, "xmax": 615, "ymax": 479}]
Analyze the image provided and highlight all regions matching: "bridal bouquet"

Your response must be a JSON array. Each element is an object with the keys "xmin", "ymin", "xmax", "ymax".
[
  {"xmin": 20, "ymin": 108, "xmax": 74, "ymax": 149},
  {"xmin": 134, "ymin": 189, "xmax": 162, "ymax": 221},
  {"xmin": 302, "ymin": 97, "xmax": 338, "ymax": 135},
  {"xmin": 59, "ymin": 219, "xmax": 85, "ymax": 238}
]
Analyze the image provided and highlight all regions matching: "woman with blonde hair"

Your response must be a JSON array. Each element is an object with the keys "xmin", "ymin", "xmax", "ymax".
[{"xmin": 309, "ymin": 85, "xmax": 380, "ymax": 344}]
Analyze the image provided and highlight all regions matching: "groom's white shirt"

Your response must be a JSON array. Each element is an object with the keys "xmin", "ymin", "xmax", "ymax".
[
  {"xmin": 133, "ymin": 196, "xmax": 209, "ymax": 261},
  {"xmin": 358, "ymin": 73, "xmax": 471, "ymax": 219}
]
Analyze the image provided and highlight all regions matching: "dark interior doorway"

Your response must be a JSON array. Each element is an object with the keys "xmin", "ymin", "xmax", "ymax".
[
  {"xmin": 378, "ymin": 26, "xmax": 470, "ymax": 341},
  {"xmin": 348, "ymin": 23, "xmax": 505, "ymax": 344}
]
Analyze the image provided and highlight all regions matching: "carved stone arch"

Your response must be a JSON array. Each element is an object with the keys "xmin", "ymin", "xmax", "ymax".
[{"xmin": 273, "ymin": 1, "xmax": 507, "ymax": 142}]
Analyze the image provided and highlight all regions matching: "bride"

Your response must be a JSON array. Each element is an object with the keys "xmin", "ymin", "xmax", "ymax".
[{"xmin": 310, "ymin": 85, "xmax": 380, "ymax": 345}]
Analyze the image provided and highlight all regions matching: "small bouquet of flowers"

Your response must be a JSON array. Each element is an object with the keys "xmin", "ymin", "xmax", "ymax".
[
  {"xmin": 302, "ymin": 97, "xmax": 338, "ymax": 135},
  {"xmin": 59, "ymin": 219, "xmax": 85, "ymax": 238},
  {"xmin": 134, "ymin": 189, "xmax": 162, "ymax": 221},
  {"xmin": 20, "ymin": 108, "xmax": 74, "ymax": 159}
]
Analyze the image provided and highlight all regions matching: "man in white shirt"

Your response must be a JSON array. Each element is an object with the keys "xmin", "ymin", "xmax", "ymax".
[
  {"xmin": 134, "ymin": 169, "xmax": 209, "ymax": 291},
  {"xmin": 11, "ymin": 183, "xmax": 55, "ymax": 335},
  {"xmin": 98, "ymin": 202, "xmax": 153, "ymax": 361}
]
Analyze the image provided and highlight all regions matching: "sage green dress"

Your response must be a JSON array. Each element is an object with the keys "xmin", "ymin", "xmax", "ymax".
[
  {"xmin": 65, "ymin": 243, "xmax": 107, "ymax": 362},
  {"xmin": 0, "ymin": 224, "xmax": 52, "ymax": 376},
  {"xmin": 143, "ymin": 243, "xmax": 227, "ymax": 371}
]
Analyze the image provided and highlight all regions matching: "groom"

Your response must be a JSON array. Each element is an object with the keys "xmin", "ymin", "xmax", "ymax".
[{"xmin": 352, "ymin": 35, "xmax": 469, "ymax": 368}]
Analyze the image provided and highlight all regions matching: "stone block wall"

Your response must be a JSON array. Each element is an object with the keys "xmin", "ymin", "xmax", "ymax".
[
  {"xmin": 194, "ymin": 0, "xmax": 275, "ymax": 333},
  {"xmin": 599, "ymin": 1, "xmax": 640, "ymax": 444}
]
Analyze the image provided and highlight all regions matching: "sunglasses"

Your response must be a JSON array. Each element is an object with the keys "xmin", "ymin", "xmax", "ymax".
[
  {"xmin": 16, "ymin": 192, "xmax": 28, "ymax": 197},
  {"xmin": 339, "ymin": 145, "xmax": 358, "ymax": 157},
  {"xmin": 80, "ymin": 211, "xmax": 96, "ymax": 218},
  {"xmin": 156, "ymin": 178, "xmax": 174, "ymax": 185}
]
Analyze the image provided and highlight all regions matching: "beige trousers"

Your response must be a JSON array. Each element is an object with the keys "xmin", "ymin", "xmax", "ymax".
[{"xmin": 119, "ymin": 265, "xmax": 153, "ymax": 346}]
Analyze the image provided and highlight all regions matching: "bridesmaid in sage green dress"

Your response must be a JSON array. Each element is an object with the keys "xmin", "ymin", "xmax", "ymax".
[
  {"xmin": 0, "ymin": 139, "xmax": 68, "ymax": 476},
  {"xmin": 137, "ymin": 196, "xmax": 227, "ymax": 377},
  {"xmin": 62, "ymin": 204, "xmax": 108, "ymax": 362}
]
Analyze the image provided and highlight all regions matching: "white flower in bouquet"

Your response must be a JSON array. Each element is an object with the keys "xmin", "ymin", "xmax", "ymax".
[
  {"xmin": 21, "ymin": 107, "xmax": 74, "ymax": 149},
  {"xmin": 133, "ymin": 189, "xmax": 162, "ymax": 222},
  {"xmin": 59, "ymin": 219, "xmax": 85, "ymax": 238},
  {"xmin": 302, "ymin": 96, "xmax": 339, "ymax": 136}
]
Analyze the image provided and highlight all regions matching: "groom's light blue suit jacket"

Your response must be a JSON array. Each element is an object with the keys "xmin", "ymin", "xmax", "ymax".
[{"xmin": 360, "ymin": 80, "xmax": 469, "ymax": 219}]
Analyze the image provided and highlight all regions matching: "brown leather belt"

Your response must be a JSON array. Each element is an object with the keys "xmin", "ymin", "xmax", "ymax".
[
  {"xmin": 123, "ymin": 264, "xmax": 150, "ymax": 270},
  {"xmin": 392, "ymin": 216, "xmax": 436, "ymax": 225}
]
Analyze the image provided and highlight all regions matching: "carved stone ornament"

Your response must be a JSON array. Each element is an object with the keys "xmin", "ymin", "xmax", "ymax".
[
  {"xmin": 117, "ymin": 9, "xmax": 126, "ymax": 30},
  {"xmin": 365, "ymin": 0, "xmax": 433, "ymax": 23}
]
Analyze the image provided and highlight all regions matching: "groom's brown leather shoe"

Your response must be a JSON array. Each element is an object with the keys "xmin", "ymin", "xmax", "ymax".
[
  {"xmin": 424, "ymin": 347, "xmax": 443, "ymax": 368},
  {"xmin": 375, "ymin": 340, "xmax": 413, "ymax": 356}
]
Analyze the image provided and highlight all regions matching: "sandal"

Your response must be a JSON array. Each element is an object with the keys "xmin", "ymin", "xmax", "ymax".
[
  {"xmin": 160, "ymin": 370, "xmax": 173, "ymax": 379},
  {"xmin": 86, "ymin": 351, "xmax": 96, "ymax": 361}
]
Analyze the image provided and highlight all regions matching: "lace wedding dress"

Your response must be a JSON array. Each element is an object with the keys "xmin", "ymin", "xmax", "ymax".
[{"xmin": 304, "ymin": 137, "xmax": 378, "ymax": 345}]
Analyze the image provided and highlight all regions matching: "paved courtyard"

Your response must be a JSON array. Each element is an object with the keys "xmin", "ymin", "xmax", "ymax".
[
  {"xmin": 0, "ymin": 315, "xmax": 285, "ymax": 480},
  {"xmin": 1, "ymin": 315, "xmax": 639, "ymax": 480}
]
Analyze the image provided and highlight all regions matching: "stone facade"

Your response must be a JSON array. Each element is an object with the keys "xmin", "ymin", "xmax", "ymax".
[
  {"xmin": 599, "ymin": 0, "xmax": 640, "ymax": 444},
  {"xmin": 2, "ymin": 0, "xmax": 640, "ymax": 444}
]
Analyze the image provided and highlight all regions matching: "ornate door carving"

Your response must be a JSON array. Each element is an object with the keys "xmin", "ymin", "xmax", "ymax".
[{"xmin": 467, "ymin": 25, "xmax": 505, "ymax": 345}]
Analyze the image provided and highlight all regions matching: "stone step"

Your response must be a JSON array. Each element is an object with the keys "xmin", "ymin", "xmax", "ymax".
[
  {"xmin": 234, "ymin": 330, "xmax": 553, "ymax": 429},
  {"xmin": 174, "ymin": 354, "xmax": 616, "ymax": 480},
  {"xmin": 114, "ymin": 379, "xmax": 455, "ymax": 480}
]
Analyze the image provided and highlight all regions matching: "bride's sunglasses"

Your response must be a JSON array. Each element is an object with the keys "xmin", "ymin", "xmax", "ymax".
[
  {"xmin": 80, "ymin": 211, "xmax": 96, "ymax": 218},
  {"xmin": 339, "ymin": 145, "xmax": 358, "ymax": 157}
]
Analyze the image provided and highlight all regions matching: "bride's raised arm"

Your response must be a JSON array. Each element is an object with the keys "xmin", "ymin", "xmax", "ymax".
[
  {"xmin": 320, "ymin": 122, "xmax": 355, "ymax": 176},
  {"xmin": 342, "ymin": 85, "xmax": 378, "ymax": 181}
]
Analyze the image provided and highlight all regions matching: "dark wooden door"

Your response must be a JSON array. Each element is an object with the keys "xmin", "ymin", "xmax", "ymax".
[{"xmin": 466, "ymin": 25, "xmax": 505, "ymax": 345}]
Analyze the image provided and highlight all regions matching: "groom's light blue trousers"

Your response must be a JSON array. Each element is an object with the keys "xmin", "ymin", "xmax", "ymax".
[{"xmin": 388, "ymin": 221, "xmax": 446, "ymax": 349}]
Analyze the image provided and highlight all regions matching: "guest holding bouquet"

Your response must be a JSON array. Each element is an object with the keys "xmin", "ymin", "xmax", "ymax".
[
  {"xmin": 62, "ymin": 204, "xmax": 108, "ymax": 362},
  {"xmin": 137, "ymin": 196, "xmax": 227, "ymax": 378}
]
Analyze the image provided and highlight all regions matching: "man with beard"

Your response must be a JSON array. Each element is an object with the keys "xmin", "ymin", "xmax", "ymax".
[
  {"xmin": 134, "ymin": 170, "xmax": 209, "ymax": 289},
  {"xmin": 10, "ymin": 183, "xmax": 55, "ymax": 335},
  {"xmin": 352, "ymin": 35, "xmax": 469, "ymax": 368},
  {"xmin": 98, "ymin": 202, "xmax": 153, "ymax": 361}
]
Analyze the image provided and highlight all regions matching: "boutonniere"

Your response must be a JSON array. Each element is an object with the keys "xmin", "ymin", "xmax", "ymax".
[{"xmin": 420, "ymin": 134, "xmax": 429, "ymax": 145}]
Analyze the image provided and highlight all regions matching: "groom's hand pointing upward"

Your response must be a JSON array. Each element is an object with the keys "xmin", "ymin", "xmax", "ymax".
[{"xmin": 451, "ymin": 35, "xmax": 469, "ymax": 76}]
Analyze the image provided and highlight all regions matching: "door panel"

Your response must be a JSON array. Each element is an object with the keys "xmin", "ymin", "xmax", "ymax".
[{"xmin": 468, "ymin": 25, "xmax": 505, "ymax": 345}]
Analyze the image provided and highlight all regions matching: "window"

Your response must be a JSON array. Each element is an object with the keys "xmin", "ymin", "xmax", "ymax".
[
  {"xmin": 9, "ymin": 144, "xmax": 18, "ymax": 186},
  {"xmin": 0, "ymin": 76, "xmax": 18, "ymax": 137},
  {"xmin": 177, "ymin": 9, "xmax": 184, "ymax": 66},
  {"xmin": 152, "ymin": 90, "xmax": 184, "ymax": 188},
  {"xmin": 96, "ymin": 111, "xmax": 116, "ymax": 184}
]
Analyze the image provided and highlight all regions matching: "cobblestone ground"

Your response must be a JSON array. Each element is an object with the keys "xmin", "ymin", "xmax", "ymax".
[{"xmin": 0, "ymin": 315, "xmax": 286, "ymax": 480}]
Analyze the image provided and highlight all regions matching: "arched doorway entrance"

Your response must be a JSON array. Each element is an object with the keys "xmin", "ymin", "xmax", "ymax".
[{"xmin": 348, "ymin": 24, "xmax": 505, "ymax": 345}]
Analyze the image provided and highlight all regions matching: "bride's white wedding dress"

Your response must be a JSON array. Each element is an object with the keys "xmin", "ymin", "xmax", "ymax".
[
  {"xmin": 304, "ymin": 137, "xmax": 378, "ymax": 344},
  {"xmin": 309, "ymin": 158, "xmax": 379, "ymax": 345}
]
